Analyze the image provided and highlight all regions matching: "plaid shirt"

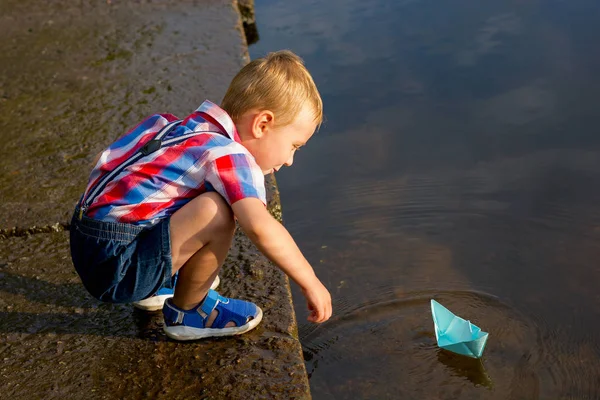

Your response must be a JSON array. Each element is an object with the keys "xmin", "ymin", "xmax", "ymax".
[{"xmin": 83, "ymin": 100, "xmax": 266, "ymax": 226}]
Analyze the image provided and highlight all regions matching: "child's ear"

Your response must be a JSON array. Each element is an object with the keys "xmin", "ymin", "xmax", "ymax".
[{"xmin": 252, "ymin": 110, "xmax": 275, "ymax": 138}]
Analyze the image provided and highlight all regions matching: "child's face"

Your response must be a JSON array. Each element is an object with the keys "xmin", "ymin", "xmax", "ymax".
[{"xmin": 242, "ymin": 104, "xmax": 318, "ymax": 175}]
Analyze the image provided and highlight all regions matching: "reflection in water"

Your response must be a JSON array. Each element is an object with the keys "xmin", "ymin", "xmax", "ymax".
[
  {"xmin": 437, "ymin": 350, "xmax": 493, "ymax": 389},
  {"xmin": 250, "ymin": 0, "xmax": 600, "ymax": 398}
]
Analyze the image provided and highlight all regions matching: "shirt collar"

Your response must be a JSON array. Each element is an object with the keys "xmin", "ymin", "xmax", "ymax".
[{"xmin": 195, "ymin": 100, "xmax": 241, "ymax": 143}]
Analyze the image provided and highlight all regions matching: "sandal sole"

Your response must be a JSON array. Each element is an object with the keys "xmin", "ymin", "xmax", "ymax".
[{"xmin": 163, "ymin": 307, "xmax": 263, "ymax": 341}]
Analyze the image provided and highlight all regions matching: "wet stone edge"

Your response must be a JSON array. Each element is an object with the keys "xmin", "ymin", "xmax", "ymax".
[{"xmin": 0, "ymin": 222, "xmax": 69, "ymax": 240}]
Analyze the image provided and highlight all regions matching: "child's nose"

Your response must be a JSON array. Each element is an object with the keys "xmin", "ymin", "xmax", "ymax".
[{"xmin": 285, "ymin": 153, "xmax": 294, "ymax": 167}]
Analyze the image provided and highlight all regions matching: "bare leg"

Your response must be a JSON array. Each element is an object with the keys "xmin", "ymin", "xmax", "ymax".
[{"xmin": 169, "ymin": 192, "xmax": 235, "ymax": 327}]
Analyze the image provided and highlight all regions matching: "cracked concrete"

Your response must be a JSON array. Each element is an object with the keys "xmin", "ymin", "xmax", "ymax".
[{"xmin": 0, "ymin": 1, "xmax": 311, "ymax": 398}]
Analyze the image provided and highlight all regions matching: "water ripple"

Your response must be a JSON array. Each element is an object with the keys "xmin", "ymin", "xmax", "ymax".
[{"xmin": 300, "ymin": 287, "xmax": 600, "ymax": 398}]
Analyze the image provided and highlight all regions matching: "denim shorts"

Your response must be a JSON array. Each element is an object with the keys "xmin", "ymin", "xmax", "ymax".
[{"xmin": 69, "ymin": 210, "xmax": 174, "ymax": 303}]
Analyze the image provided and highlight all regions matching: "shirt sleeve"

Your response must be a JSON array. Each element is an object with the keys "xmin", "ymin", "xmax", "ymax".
[{"xmin": 205, "ymin": 153, "xmax": 267, "ymax": 206}]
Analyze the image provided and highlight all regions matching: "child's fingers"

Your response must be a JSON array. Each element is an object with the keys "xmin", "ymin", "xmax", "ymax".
[
  {"xmin": 313, "ymin": 297, "xmax": 332, "ymax": 323},
  {"xmin": 307, "ymin": 302, "xmax": 328, "ymax": 323},
  {"xmin": 304, "ymin": 285, "xmax": 332, "ymax": 323},
  {"xmin": 306, "ymin": 301, "xmax": 316, "ymax": 322},
  {"xmin": 318, "ymin": 305, "xmax": 326, "ymax": 322}
]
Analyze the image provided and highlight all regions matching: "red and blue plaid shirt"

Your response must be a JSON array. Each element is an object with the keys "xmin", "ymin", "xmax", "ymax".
[{"xmin": 82, "ymin": 100, "xmax": 266, "ymax": 226}]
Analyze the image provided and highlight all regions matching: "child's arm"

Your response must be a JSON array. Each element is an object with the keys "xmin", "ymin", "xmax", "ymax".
[{"xmin": 232, "ymin": 197, "xmax": 332, "ymax": 323}]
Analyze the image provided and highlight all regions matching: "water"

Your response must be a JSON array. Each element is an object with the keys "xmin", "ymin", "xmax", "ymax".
[{"xmin": 249, "ymin": 0, "xmax": 600, "ymax": 398}]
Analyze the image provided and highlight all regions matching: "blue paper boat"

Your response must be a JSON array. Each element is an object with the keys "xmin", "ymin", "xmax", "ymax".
[{"xmin": 431, "ymin": 299, "xmax": 488, "ymax": 358}]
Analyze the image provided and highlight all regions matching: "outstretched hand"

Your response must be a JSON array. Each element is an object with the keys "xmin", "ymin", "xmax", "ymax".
[
  {"xmin": 302, "ymin": 279, "xmax": 332, "ymax": 323},
  {"xmin": 231, "ymin": 198, "xmax": 333, "ymax": 322}
]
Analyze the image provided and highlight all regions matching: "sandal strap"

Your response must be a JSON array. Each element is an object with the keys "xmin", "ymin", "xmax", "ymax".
[
  {"xmin": 199, "ymin": 289, "xmax": 230, "ymax": 318},
  {"xmin": 199, "ymin": 289, "xmax": 219, "ymax": 317}
]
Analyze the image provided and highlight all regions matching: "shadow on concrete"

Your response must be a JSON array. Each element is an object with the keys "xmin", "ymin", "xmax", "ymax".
[
  {"xmin": 0, "ymin": 270, "xmax": 88, "ymax": 308},
  {"xmin": 0, "ymin": 268, "xmax": 170, "ymax": 338}
]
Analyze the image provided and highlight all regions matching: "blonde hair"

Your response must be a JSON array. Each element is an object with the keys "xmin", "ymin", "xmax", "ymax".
[{"xmin": 221, "ymin": 50, "xmax": 323, "ymax": 127}]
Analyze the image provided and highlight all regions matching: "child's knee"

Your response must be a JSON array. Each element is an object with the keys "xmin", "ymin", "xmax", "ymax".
[
  {"xmin": 214, "ymin": 205, "xmax": 235, "ymax": 238},
  {"xmin": 170, "ymin": 191, "xmax": 235, "ymax": 246}
]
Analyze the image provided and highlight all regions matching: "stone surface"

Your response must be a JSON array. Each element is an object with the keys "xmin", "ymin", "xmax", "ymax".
[
  {"xmin": 0, "ymin": 220, "xmax": 309, "ymax": 399},
  {"xmin": 0, "ymin": 1, "xmax": 310, "ymax": 398},
  {"xmin": 0, "ymin": 0, "xmax": 248, "ymax": 229}
]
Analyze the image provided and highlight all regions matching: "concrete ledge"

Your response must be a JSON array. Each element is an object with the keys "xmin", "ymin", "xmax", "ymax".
[
  {"xmin": 0, "ymin": 182, "xmax": 310, "ymax": 399},
  {"xmin": 0, "ymin": 1, "xmax": 311, "ymax": 398}
]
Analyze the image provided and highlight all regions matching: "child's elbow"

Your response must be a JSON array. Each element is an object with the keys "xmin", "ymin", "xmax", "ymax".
[
  {"xmin": 242, "ymin": 218, "xmax": 269, "ymax": 244},
  {"xmin": 238, "ymin": 214, "xmax": 276, "ymax": 247},
  {"xmin": 232, "ymin": 198, "xmax": 276, "ymax": 244}
]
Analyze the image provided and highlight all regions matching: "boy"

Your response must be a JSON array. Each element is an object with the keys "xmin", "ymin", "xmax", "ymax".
[{"xmin": 70, "ymin": 50, "xmax": 332, "ymax": 341}]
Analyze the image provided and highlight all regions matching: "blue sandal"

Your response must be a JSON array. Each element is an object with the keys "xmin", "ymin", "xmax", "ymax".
[{"xmin": 162, "ymin": 289, "xmax": 263, "ymax": 341}]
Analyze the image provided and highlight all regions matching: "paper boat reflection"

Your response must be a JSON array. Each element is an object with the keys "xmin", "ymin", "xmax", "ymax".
[{"xmin": 431, "ymin": 299, "xmax": 488, "ymax": 359}]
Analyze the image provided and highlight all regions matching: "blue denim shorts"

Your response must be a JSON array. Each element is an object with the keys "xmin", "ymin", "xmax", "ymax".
[{"xmin": 69, "ymin": 210, "xmax": 174, "ymax": 303}]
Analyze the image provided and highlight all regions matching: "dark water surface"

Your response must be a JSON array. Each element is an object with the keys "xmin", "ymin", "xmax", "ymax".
[{"xmin": 250, "ymin": 0, "xmax": 600, "ymax": 398}]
